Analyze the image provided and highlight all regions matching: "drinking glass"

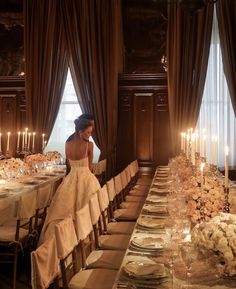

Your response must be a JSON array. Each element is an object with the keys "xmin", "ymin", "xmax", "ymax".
[{"xmin": 180, "ymin": 242, "xmax": 198, "ymax": 286}]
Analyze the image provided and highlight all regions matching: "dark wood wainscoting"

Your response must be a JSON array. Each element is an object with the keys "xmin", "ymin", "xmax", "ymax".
[
  {"xmin": 117, "ymin": 73, "xmax": 171, "ymax": 172},
  {"xmin": 0, "ymin": 76, "xmax": 25, "ymax": 156}
]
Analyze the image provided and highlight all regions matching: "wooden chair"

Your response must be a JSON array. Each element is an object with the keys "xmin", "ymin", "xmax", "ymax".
[
  {"xmin": 35, "ymin": 183, "xmax": 52, "ymax": 233},
  {"xmin": 0, "ymin": 190, "xmax": 38, "ymax": 289},
  {"xmin": 97, "ymin": 185, "xmax": 135, "ymax": 235},
  {"xmin": 74, "ymin": 205, "xmax": 124, "ymax": 270},
  {"xmin": 88, "ymin": 193, "xmax": 130, "ymax": 251},
  {"xmin": 31, "ymin": 236, "xmax": 60, "ymax": 289},
  {"xmin": 131, "ymin": 160, "xmax": 153, "ymax": 186},
  {"xmin": 106, "ymin": 177, "xmax": 141, "ymax": 222},
  {"xmin": 116, "ymin": 171, "xmax": 146, "ymax": 206},
  {"xmin": 55, "ymin": 215, "xmax": 118, "ymax": 289}
]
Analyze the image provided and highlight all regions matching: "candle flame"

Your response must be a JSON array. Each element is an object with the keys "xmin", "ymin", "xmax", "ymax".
[{"xmin": 200, "ymin": 162, "xmax": 205, "ymax": 172}]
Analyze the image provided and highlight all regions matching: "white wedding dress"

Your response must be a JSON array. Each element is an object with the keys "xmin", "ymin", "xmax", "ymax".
[{"xmin": 38, "ymin": 157, "xmax": 101, "ymax": 245}]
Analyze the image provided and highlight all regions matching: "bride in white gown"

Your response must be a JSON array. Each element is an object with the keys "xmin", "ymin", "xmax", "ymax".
[{"xmin": 39, "ymin": 118, "xmax": 101, "ymax": 244}]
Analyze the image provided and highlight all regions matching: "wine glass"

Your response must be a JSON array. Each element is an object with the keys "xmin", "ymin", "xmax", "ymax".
[{"xmin": 180, "ymin": 242, "xmax": 198, "ymax": 287}]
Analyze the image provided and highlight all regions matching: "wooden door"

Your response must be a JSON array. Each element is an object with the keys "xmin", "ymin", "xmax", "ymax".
[{"xmin": 134, "ymin": 92, "xmax": 153, "ymax": 165}]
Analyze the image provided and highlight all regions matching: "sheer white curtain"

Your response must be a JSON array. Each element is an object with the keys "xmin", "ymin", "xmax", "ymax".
[
  {"xmin": 45, "ymin": 70, "xmax": 100, "ymax": 162},
  {"xmin": 197, "ymin": 8, "xmax": 236, "ymax": 169}
]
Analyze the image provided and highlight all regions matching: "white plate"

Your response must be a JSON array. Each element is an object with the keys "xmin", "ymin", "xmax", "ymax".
[
  {"xmin": 143, "ymin": 204, "xmax": 168, "ymax": 214},
  {"xmin": 131, "ymin": 236, "xmax": 164, "ymax": 249},
  {"xmin": 124, "ymin": 262, "xmax": 166, "ymax": 277},
  {"xmin": 137, "ymin": 216, "xmax": 165, "ymax": 228},
  {"xmin": 146, "ymin": 196, "xmax": 167, "ymax": 203}
]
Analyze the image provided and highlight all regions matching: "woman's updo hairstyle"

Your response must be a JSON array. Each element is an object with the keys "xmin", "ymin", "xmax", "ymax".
[{"xmin": 74, "ymin": 118, "xmax": 91, "ymax": 133}]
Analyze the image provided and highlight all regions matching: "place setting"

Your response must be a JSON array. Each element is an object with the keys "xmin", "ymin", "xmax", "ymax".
[
  {"xmin": 145, "ymin": 195, "xmax": 168, "ymax": 204},
  {"xmin": 119, "ymin": 255, "xmax": 170, "ymax": 288},
  {"xmin": 136, "ymin": 215, "xmax": 166, "ymax": 231},
  {"xmin": 149, "ymin": 187, "xmax": 170, "ymax": 196},
  {"xmin": 142, "ymin": 204, "xmax": 169, "ymax": 216}
]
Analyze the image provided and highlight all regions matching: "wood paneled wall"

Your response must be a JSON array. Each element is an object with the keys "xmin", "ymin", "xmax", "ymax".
[
  {"xmin": 0, "ymin": 76, "xmax": 25, "ymax": 156},
  {"xmin": 116, "ymin": 73, "xmax": 170, "ymax": 172}
]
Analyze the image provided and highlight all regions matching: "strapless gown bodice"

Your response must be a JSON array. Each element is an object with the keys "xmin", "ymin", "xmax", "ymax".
[
  {"xmin": 69, "ymin": 157, "xmax": 88, "ymax": 168},
  {"xmin": 39, "ymin": 157, "xmax": 100, "ymax": 245}
]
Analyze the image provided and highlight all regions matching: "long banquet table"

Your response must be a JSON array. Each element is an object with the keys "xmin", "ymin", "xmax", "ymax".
[
  {"xmin": 0, "ymin": 166, "xmax": 65, "ymax": 225},
  {"xmin": 113, "ymin": 166, "xmax": 236, "ymax": 289}
]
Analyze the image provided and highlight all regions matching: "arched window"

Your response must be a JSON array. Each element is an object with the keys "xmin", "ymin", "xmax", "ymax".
[{"xmin": 46, "ymin": 70, "xmax": 100, "ymax": 162}]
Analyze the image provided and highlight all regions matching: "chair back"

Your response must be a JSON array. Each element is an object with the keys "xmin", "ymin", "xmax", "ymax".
[
  {"xmin": 101, "ymin": 159, "xmax": 106, "ymax": 173},
  {"xmin": 125, "ymin": 165, "xmax": 132, "ymax": 183},
  {"xmin": 97, "ymin": 185, "xmax": 109, "ymax": 212},
  {"xmin": 120, "ymin": 170, "xmax": 128, "ymax": 190},
  {"xmin": 133, "ymin": 160, "xmax": 139, "ymax": 174},
  {"xmin": 89, "ymin": 193, "xmax": 101, "ymax": 226},
  {"xmin": 106, "ymin": 178, "xmax": 116, "ymax": 201},
  {"xmin": 75, "ymin": 204, "xmax": 93, "ymax": 241},
  {"xmin": 31, "ymin": 236, "xmax": 60, "ymax": 289},
  {"xmin": 54, "ymin": 215, "xmax": 78, "ymax": 259},
  {"xmin": 114, "ymin": 174, "xmax": 123, "ymax": 195},
  {"xmin": 97, "ymin": 185, "xmax": 110, "ymax": 232},
  {"xmin": 129, "ymin": 161, "xmax": 137, "ymax": 178}
]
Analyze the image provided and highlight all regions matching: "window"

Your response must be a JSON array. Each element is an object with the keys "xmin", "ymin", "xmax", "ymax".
[
  {"xmin": 197, "ymin": 8, "xmax": 236, "ymax": 168},
  {"xmin": 46, "ymin": 70, "xmax": 100, "ymax": 162}
]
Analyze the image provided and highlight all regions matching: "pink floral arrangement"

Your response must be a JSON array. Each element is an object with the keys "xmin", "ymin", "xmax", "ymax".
[
  {"xmin": 169, "ymin": 155, "xmax": 224, "ymax": 224},
  {"xmin": 45, "ymin": 151, "xmax": 63, "ymax": 163},
  {"xmin": 25, "ymin": 153, "xmax": 47, "ymax": 167},
  {"xmin": 0, "ymin": 158, "xmax": 30, "ymax": 178}
]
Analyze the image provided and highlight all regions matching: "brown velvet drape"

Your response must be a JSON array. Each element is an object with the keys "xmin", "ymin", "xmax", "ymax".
[
  {"xmin": 24, "ymin": 0, "xmax": 68, "ymax": 152},
  {"xmin": 60, "ymin": 0, "xmax": 123, "ymax": 177},
  {"xmin": 216, "ymin": 0, "xmax": 236, "ymax": 115},
  {"xmin": 167, "ymin": 3, "xmax": 213, "ymax": 155}
]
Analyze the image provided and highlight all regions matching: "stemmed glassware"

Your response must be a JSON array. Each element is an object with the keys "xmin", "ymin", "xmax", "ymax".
[{"xmin": 180, "ymin": 242, "xmax": 198, "ymax": 288}]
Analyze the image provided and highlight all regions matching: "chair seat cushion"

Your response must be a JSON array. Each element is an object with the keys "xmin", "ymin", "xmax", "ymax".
[
  {"xmin": 120, "ymin": 202, "xmax": 143, "ymax": 210},
  {"xmin": 69, "ymin": 269, "xmax": 117, "ymax": 289},
  {"xmin": 86, "ymin": 250, "xmax": 124, "ymax": 270},
  {"xmin": 69, "ymin": 268, "xmax": 117, "ymax": 289},
  {"xmin": 133, "ymin": 184, "xmax": 150, "ymax": 190},
  {"xmin": 114, "ymin": 209, "xmax": 140, "ymax": 221},
  {"xmin": 98, "ymin": 235, "xmax": 130, "ymax": 250},
  {"xmin": 136, "ymin": 176, "xmax": 152, "ymax": 185},
  {"xmin": 125, "ymin": 195, "xmax": 146, "ymax": 203},
  {"xmin": 0, "ymin": 226, "xmax": 28, "ymax": 242},
  {"xmin": 129, "ymin": 190, "xmax": 148, "ymax": 196},
  {"xmin": 107, "ymin": 221, "xmax": 135, "ymax": 235}
]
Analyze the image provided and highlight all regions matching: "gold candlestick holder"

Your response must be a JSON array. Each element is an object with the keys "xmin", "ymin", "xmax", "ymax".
[{"xmin": 223, "ymin": 186, "xmax": 230, "ymax": 213}]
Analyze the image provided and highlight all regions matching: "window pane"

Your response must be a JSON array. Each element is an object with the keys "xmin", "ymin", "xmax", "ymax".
[
  {"xmin": 46, "ymin": 69, "xmax": 101, "ymax": 162},
  {"xmin": 197, "ymin": 8, "xmax": 236, "ymax": 168}
]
